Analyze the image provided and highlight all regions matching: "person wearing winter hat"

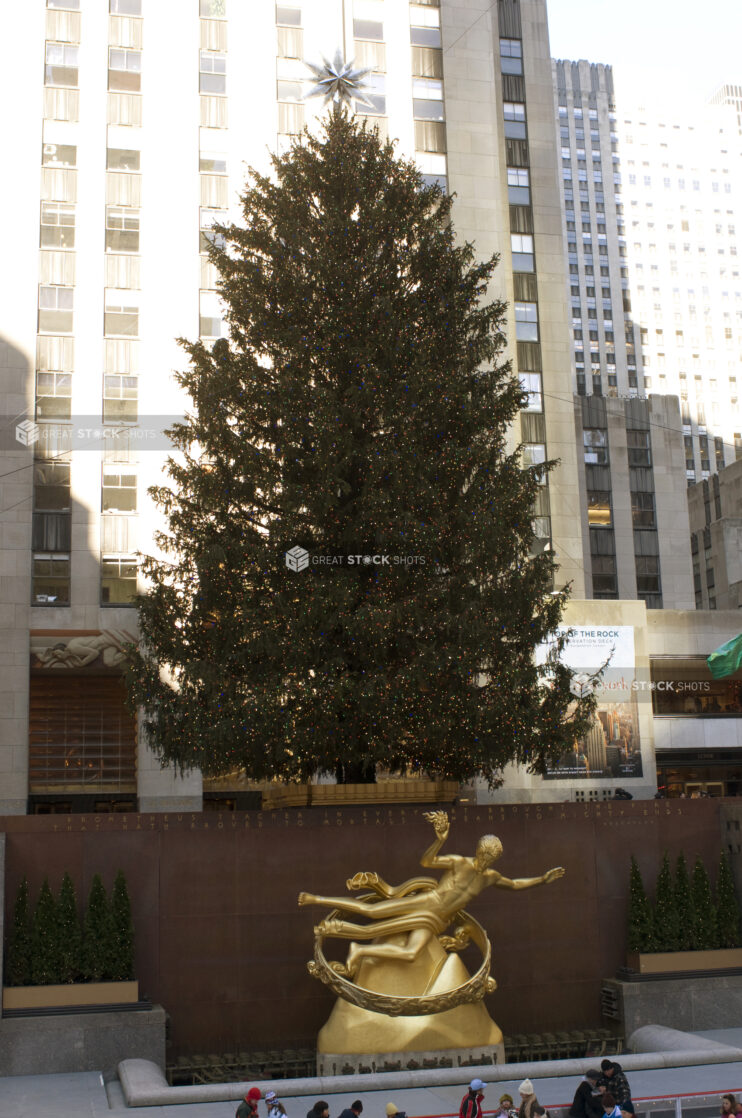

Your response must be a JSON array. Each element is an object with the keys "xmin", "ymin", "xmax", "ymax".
[
  {"xmin": 518, "ymin": 1080, "xmax": 547, "ymax": 1118},
  {"xmin": 265, "ymin": 1091, "xmax": 288, "ymax": 1118},
  {"xmin": 237, "ymin": 1087, "xmax": 262, "ymax": 1118},
  {"xmin": 386, "ymin": 1104, "xmax": 407, "ymax": 1118},
  {"xmin": 460, "ymin": 1079, "xmax": 487, "ymax": 1118},
  {"xmin": 570, "ymin": 1070, "xmax": 603, "ymax": 1118},
  {"xmin": 494, "ymin": 1094, "xmax": 515, "ymax": 1118}
]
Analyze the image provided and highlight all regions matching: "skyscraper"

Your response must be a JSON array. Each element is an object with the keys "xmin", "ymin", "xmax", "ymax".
[{"xmin": 0, "ymin": 0, "xmax": 583, "ymax": 814}]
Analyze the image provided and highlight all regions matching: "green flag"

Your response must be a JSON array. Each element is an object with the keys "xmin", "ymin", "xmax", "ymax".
[{"xmin": 707, "ymin": 633, "xmax": 742, "ymax": 679}]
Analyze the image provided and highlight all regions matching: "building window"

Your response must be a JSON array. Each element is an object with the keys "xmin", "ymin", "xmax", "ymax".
[
  {"xmin": 411, "ymin": 45, "xmax": 442, "ymax": 79},
  {"xmin": 511, "ymin": 233, "xmax": 534, "ymax": 271},
  {"xmin": 276, "ymin": 79, "xmax": 303, "ymax": 103},
  {"xmin": 520, "ymin": 372, "xmax": 542, "ymax": 412},
  {"xmin": 101, "ymin": 558, "xmax": 138, "ymax": 605},
  {"xmin": 36, "ymin": 371, "xmax": 72, "ymax": 419},
  {"xmin": 102, "ymin": 465, "xmax": 137, "ymax": 512},
  {"xmin": 411, "ymin": 26, "xmax": 442, "ymax": 48},
  {"xmin": 42, "ymin": 143, "xmax": 76, "ymax": 167},
  {"xmin": 108, "ymin": 48, "xmax": 142, "ymax": 92},
  {"xmin": 627, "ymin": 428, "xmax": 651, "ymax": 467},
  {"xmin": 413, "ymin": 98, "xmax": 444, "ymax": 121},
  {"xmin": 47, "ymin": 0, "xmax": 80, "ymax": 8},
  {"xmin": 38, "ymin": 286, "xmax": 73, "ymax": 333},
  {"xmin": 631, "ymin": 491, "xmax": 655, "ymax": 528},
  {"xmin": 106, "ymin": 147, "xmax": 140, "ymax": 171},
  {"xmin": 522, "ymin": 443, "xmax": 546, "ymax": 479},
  {"xmin": 40, "ymin": 201, "xmax": 75, "ymax": 249},
  {"xmin": 200, "ymin": 50, "xmax": 226, "ymax": 94},
  {"xmin": 507, "ymin": 166, "xmax": 529, "ymax": 204},
  {"xmin": 110, "ymin": 0, "xmax": 141, "ymax": 12},
  {"xmin": 583, "ymin": 428, "xmax": 608, "ymax": 465},
  {"xmin": 587, "ymin": 491, "xmax": 612, "ymax": 527},
  {"xmin": 103, "ymin": 374, "xmax": 138, "ymax": 423},
  {"xmin": 277, "ymin": 25, "xmax": 303, "ymax": 59},
  {"xmin": 32, "ymin": 555, "xmax": 70, "ymax": 605},
  {"xmin": 354, "ymin": 19, "xmax": 383, "ymax": 41},
  {"xmin": 277, "ymin": 102, "xmax": 304, "ymax": 135},
  {"xmin": 200, "ymin": 208, "xmax": 227, "ymax": 252},
  {"xmin": 636, "ymin": 555, "xmax": 660, "ymax": 595},
  {"xmin": 514, "ymin": 301, "xmax": 538, "ymax": 342},
  {"xmin": 105, "ymin": 206, "xmax": 140, "ymax": 252},
  {"xmin": 275, "ymin": 3, "xmax": 300, "ymax": 25},
  {"xmin": 591, "ymin": 554, "xmax": 617, "ymax": 596},
  {"xmin": 414, "ymin": 120, "xmax": 446, "ymax": 152},
  {"xmin": 499, "ymin": 38, "xmax": 522, "ymax": 74},
  {"xmin": 104, "ymin": 295, "xmax": 139, "ymax": 337},
  {"xmin": 45, "ymin": 43, "xmax": 79, "ymax": 87},
  {"xmin": 199, "ymin": 290, "xmax": 223, "ymax": 338}
]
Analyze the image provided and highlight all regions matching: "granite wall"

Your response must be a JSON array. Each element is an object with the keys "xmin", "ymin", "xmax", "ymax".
[{"xmin": 0, "ymin": 799, "xmax": 727, "ymax": 1058}]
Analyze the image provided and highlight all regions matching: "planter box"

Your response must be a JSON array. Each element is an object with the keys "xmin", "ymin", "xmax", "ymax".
[
  {"xmin": 627, "ymin": 948, "xmax": 742, "ymax": 975},
  {"xmin": 2, "ymin": 980, "xmax": 138, "ymax": 1011}
]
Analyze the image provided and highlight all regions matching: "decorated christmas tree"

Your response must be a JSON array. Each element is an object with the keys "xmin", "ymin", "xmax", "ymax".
[
  {"xmin": 690, "ymin": 855, "xmax": 717, "ymax": 950},
  {"xmin": 5, "ymin": 877, "xmax": 32, "ymax": 986},
  {"xmin": 715, "ymin": 850, "xmax": 741, "ymax": 949},
  {"xmin": 30, "ymin": 877, "xmax": 61, "ymax": 985},
  {"xmin": 628, "ymin": 855, "xmax": 655, "ymax": 953},
  {"xmin": 126, "ymin": 106, "xmax": 596, "ymax": 785},
  {"xmin": 653, "ymin": 851, "xmax": 679, "ymax": 952},
  {"xmin": 81, "ymin": 875, "xmax": 115, "ymax": 982},
  {"xmin": 674, "ymin": 853, "xmax": 695, "ymax": 951},
  {"xmin": 110, "ymin": 870, "xmax": 135, "ymax": 981},
  {"xmin": 57, "ymin": 871, "xmax": 82, "ymax": 984}
]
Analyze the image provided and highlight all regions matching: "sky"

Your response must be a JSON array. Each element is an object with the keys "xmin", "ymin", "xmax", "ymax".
[{"xmin": 547, "ymin": 0, "xmax": 742, "ymax": 112}]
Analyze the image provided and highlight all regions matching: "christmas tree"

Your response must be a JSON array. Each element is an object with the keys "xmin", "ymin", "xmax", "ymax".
[
  {"xmin": 57, "ymin": 872, "xmax": 82, "ymax": 983},
  {"xmin": 690, "ymin": 855, "xmax": 717, "ymax": 950},
  {"xmin": 653, "ymin": 851, "xmax": 679, "ymax": 952},
  {"xmin": 31, "ymin": 877, "xmax": 61, "ymax": 985},
  {"xmin": 627, "ymin": 855, "xmax": 655, "ymax": 953},
  {"xmin": 715, "ymin": 850, "xmax": 741, "ymax": 949},
  {"xmin": 81, "ymin": 875, "xmax": 115, "ymax": 982},
  {"xmin": 110, "ymin": 870, "xmax": 135, "ymax": 981},
  {"xmin": 5, "ymin": 877, "xmax": 32, "ymax": 986},
  {"xmin": 674, "ymin": 853, "xmax": 695, "ymax": 951},
  {"xmin": 127, "ymin": 107, "xmax": 596, "ymax": 785}
]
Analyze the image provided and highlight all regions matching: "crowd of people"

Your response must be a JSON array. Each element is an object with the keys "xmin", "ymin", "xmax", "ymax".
[{"xmin": 234, "ymin": 1068, "xmax": 742, "ymax": 1118}]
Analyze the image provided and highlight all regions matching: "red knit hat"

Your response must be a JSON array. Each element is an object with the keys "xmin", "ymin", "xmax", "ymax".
[{"xmin": 247, "ymin": 1089, "xmax": 262, "ymax": 1101}]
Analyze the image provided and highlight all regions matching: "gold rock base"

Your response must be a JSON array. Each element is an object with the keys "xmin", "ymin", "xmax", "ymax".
[{"xmin": 317, "ymin": 935, "xmax": 502, "ymax": 1057}]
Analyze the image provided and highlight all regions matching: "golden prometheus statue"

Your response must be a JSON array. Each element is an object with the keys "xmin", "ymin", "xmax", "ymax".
[{"xmin": 299, "ymin": 811, "xmax": 564, "ymax": 1057}]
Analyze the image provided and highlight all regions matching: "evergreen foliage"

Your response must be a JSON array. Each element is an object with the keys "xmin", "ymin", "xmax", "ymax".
[
  {"xmin": 628, "ymin": 855, "xmax": 655, "ymax": 952},
  {"xmin": 5, "ymin": 877, "xmax": 32, "ymax": 986},
  {"xmin": 57, "ymin": 871, "xmax": 82, "ymax": 983},
  {"xmin": 690, "ymin": 855, "xmax": 717, "ymax": 950},
  {"xmin": 653, "ymin": 851, "xmax": 679, "ymax": 952},
  {"xmin": 110, "ymin": 870, "xmax": 135, "ymax": 981},
  {"xmin": 81, "ymin": 874, "xmax": 115, "ymax": 982},
  {"xmin": 715, "ymin": 850, "xmax": 741, "ymax": 949},
  {"xmin": 30, "ymin": 877, "xmax": 61, "ymax": 985},
  {"xmin": 674, "ymin": 853, "xmax": 695, "ymax": 951},
  {"xmin": 126, "ymin": 106, "xmax": 597, "ymax": 786}
]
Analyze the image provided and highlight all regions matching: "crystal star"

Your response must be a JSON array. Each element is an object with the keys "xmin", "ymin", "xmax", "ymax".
[{"xmin": 304, "ymin": 50, "xmax": 374, "ymax": 108}]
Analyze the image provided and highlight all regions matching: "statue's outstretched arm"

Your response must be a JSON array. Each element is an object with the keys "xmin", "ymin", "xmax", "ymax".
[
  {"xmin": 420, "ymin": 810, "xmax": 454, "ymax": 869},
  {"xmin": 490, "ymin": 866, "xmax": 565, "ymax": 891}
]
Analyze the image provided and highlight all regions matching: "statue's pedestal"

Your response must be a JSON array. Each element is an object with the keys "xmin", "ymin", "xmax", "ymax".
[
  {"xmin": 317, "ymin": 935, "xmax": 504, "ymax": 1074},
  {"xmin": 317, "ymin": 1041, "xmax": 504, "ymax": 1077}
]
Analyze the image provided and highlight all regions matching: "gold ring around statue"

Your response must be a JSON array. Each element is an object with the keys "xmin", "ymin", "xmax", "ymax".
[{"xmin": 307, "ymin": 908, "xmax": 496, "ymax": 1017}]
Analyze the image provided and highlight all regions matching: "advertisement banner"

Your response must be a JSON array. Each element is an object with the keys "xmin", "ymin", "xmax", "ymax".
[{"xmin": 545, "ymin": 625, "xmax": 643, "ymax": 781}]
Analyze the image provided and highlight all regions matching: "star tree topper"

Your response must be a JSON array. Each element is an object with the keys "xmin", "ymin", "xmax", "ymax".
[{"xmin": 304, "ymin": 50, "xmax": 374, "ymax": 109}]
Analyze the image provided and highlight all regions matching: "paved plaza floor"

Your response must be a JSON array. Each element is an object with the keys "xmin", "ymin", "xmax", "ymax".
[{"xmin": 2, "ymin": 1038, "xmax": 742, "ymax": 1118}]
